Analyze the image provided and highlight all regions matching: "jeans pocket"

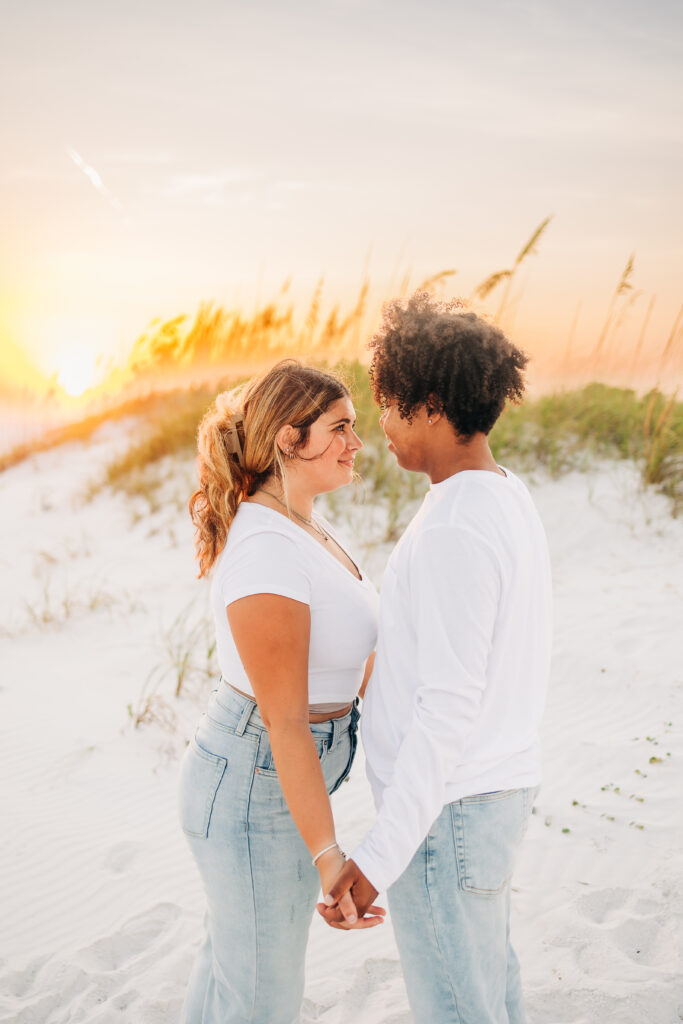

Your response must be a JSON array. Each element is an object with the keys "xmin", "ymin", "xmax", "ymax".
[
  {"xmin": 178, "ymin": 735, "xmax": 227, "ymax": 838},
  {"xmin": 253, "ymin": 734, "xmax": 329, "ymax": 780},
  {"xmin": 453, "ymin": 789, "xmax": 527, "ymax": 895}
]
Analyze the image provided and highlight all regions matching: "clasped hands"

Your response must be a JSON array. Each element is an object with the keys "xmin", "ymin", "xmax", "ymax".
[{"xmin": 315, "ymin": 857, "xmax": 385, "ymax": 930}]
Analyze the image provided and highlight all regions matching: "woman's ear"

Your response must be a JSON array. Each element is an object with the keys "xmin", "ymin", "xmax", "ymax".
[{"xmin": 276, "ymin": 424, "xmax": 298, "ymax": 457}]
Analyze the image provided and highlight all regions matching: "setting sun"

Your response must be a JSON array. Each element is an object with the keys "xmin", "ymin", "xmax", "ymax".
[{"xmin": 55, "ymin": 349, "xmax": 98, "ymax": 397}]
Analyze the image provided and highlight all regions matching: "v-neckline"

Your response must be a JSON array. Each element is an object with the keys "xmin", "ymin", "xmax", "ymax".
[{"xmin": 242, "ymin": 501, "xmax": 365, "ymax": 583}]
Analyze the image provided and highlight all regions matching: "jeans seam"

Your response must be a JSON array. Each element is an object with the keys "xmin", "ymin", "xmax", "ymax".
[
  {"xmin": 245, "ymin": 828, "xmax": 259, "ymax": 1020},
  {"xmin": 205, "ymin": 714, "xmax": 240, "ymax": 735},
  {"xmin": 425, "ymin": 833, "xmax": 464, "ymax": 1023},
  {"xmin": 243, "ymin": 726, "xmax": 261, "ymax": 1019},
  {"xmin": 461, "ymin": 788, "xmax": 522, "ymax": 805}
]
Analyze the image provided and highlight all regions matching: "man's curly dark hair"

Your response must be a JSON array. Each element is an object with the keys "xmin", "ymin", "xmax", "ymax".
[{"xmin": 368, "ymin": 292, "xmax": 528, "ymax": 437}]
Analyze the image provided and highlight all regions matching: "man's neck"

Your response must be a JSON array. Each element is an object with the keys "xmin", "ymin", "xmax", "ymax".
[{"xmin": 425, "ymin": 433, "xmax": 503, "ymax": 485}]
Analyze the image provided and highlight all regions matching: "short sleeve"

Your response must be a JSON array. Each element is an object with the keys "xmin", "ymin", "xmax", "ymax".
[{"xmin": 216, "ymin": 530, "xmax": 312, "ymax": 607}]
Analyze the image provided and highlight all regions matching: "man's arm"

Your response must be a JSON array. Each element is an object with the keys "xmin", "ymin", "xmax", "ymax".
[
  {"xmin": 323, "ymin": 525, "xmax": 500, "ymax": 918},
  {"xmin": 359, "ymin": 651, "xmax": 375, "ymax": 700}
]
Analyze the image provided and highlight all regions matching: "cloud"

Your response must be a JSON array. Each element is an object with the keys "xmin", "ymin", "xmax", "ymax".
[
  {"xmin": 102, "ymin": 152, "xmax": 176, "ymax": 167},
  {"xmin": 160, "ymin": 170, "xmax": 346, "ymax": 209},
  {"xmin": 67, "ymin": 147, "xmax": 126, "ymax": 215},
  {"xmin": 161, "ymin": 171, "xmax": 263, "ymax": 202}
]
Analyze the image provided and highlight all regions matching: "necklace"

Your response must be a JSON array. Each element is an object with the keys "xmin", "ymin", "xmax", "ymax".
[{"xmin": 259, "ymin": 490, "xmax": 329, "ymax": 542}]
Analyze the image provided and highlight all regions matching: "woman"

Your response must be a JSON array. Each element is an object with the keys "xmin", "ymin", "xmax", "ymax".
[{"xmin": 178, "ymin": 360, "xmax": 383, "ymax": 1024}]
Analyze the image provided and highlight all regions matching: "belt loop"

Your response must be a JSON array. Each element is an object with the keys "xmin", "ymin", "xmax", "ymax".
[{"xmin": 235, "ymin": 696, "xmax": 257, "ymax": 736}]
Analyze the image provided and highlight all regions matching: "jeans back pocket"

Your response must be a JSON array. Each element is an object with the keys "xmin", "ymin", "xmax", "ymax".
[
  {"xmin": 453, "ymin": 789, "xmax": 528, "ymax": 895},
  {"xmin": 178, "ymin": 736, "xmax": 227, "ymax": 839}
]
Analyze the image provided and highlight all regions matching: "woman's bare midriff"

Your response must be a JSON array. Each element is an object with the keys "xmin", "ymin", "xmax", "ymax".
[{"xmin": 228, "ymin": 683, "xmax": 353, "ymax": 723}]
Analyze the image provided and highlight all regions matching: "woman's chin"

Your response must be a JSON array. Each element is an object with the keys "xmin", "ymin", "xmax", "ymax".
[
  {"xmin": 338, "ymin": 467, "xmax": 357, "ymax": 488},
  {"xmin": 315, "ymin": 473, "xmax": 353, "ymax": 496}
]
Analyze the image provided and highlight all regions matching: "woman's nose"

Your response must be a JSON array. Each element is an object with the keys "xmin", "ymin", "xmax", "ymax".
[{"xmin": 349, "ymin": 429, "xmax": 362, "ymax": 451}]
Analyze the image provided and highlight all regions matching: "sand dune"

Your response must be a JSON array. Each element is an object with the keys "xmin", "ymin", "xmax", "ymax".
[{"xmin": 1, "ymin": 427, "xmax": 681, "ymax": 1023}]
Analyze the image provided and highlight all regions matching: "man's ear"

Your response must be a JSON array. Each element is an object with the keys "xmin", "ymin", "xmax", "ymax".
[{"xmin": 426, "ymin": 396, "xmax": 443, "ymax": 423}]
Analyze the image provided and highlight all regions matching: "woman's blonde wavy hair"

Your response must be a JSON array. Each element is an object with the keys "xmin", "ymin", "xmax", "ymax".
[{"xmin": 189, "ymin": 359, "xmax": 349, "ymax": 577}]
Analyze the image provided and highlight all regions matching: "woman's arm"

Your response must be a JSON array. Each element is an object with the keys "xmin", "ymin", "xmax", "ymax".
[{"xmin": 227, "ymin": 593, "xmax": 380, "ymax": 923}]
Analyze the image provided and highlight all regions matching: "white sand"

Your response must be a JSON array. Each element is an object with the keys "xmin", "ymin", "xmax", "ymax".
[{"xmin": 1, "ymin": 427, "xmax": 681, "ymax": 1023}]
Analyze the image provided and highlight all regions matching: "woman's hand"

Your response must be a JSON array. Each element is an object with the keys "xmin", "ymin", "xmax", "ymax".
[
  {"xmin": 316, "ymin": 852, "xmax": 385, "ymax": 929},
  {"xmin": 316, "ymin": 846, "xmax": 349, "ymax": 904}
]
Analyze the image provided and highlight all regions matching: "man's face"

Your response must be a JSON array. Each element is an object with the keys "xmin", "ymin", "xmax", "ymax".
[{"xmin": 379, "ymin": 401, "xmax": 431, "ymax": 473}]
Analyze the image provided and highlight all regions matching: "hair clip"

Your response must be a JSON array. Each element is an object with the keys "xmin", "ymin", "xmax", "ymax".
[{"xmin": 225, "ymin": 413, "xmax": 244, "ymax": 466}]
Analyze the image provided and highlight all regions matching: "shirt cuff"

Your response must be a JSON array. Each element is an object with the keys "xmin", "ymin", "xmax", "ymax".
[{"xmin": 349, "ymin": 841, "xmax": 392, "ymax": 895}]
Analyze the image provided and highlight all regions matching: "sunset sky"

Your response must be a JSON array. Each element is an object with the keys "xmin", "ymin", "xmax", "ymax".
[{"xmin": 1, "ymin": 0, "xmax": 681, "ymax": 392}]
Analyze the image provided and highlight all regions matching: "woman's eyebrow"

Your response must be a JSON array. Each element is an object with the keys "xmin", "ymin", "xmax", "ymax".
[{"xmin": 329, "ymin": 416, "xmax": 355, "ymax": 426}]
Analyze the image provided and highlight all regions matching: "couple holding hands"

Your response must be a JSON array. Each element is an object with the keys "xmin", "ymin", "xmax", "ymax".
[{"xmin": 178, "ymin": 293, "xmax": 552, "ymax": 1024}]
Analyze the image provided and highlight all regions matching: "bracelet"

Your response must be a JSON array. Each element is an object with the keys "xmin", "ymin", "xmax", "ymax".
[{"xmin": 312, "ymin": 842, "xmax": 342, "ymax": 866}]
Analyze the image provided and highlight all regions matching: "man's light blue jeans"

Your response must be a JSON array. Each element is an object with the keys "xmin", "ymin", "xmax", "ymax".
[
  {"xmin": 178, "ymin": 681, "xmax": 359, "ymax": 1024},
  {"xmin": 388, "ymin": 786, "xmax": 538, "ymax": 1024}
]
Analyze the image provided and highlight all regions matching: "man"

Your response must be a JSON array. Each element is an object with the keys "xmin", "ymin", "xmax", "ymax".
[{"xmin": 319, "ymin": 293, "xmax": 552, "ymax": 1023}]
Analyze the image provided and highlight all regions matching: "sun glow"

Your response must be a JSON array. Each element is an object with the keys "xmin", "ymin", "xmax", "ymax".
[{"xmin": 55, "ymin": 348, "xmax": 99, "ymax": 397}]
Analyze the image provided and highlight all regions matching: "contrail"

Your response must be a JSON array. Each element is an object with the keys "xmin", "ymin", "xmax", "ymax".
[{"xmin": 67, "ymin": 147, "xmax": 126, "ymax": 214}]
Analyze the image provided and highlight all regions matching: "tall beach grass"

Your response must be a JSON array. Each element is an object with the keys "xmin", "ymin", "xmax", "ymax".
[{"xmin": 3, "ymin": 221, "xmax": 682, "ymax": 508}]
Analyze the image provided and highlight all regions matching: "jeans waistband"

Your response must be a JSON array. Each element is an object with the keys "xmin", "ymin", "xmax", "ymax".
[{"xmin": 214, "ymin": 677, "xmax": 357, "ymax": 750}]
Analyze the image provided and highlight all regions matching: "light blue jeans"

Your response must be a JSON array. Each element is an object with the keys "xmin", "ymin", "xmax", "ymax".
[
  {"xmin": 178, "ymin": 681, "xmax": 359, "ymax": 1024},
  {"xmin": 388, "ymin": 786, "xmax": 538, "ymax": 1024}
]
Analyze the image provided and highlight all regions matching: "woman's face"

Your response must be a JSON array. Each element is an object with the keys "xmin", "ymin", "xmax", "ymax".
[{"xmin": 293, "ymin": 396, "xmax": 362, "ymax": 494}]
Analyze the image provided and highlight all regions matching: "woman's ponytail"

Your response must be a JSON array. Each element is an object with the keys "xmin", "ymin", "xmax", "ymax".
[{"xmin": 189, "ymin": 391, "xmax": 251, "ymax": 578}]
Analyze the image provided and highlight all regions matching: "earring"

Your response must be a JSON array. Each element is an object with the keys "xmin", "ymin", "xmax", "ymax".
[
  {"xmin": 287, "ymin": 448, "xmax": 295, "ymax": 459},
  {"xmin": 428, "ymin": 419, "xmax": 433, "ymax": 425}
]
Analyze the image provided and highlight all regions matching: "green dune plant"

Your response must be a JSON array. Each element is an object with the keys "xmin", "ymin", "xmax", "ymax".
[{"xmin": 82, "ymin": 363, "xmax": 683, "ymax": 518}]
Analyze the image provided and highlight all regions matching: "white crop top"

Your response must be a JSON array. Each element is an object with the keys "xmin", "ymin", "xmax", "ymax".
[{"xmin": 211, "ymin": 502, "xmax": 379, "ymax": 705}]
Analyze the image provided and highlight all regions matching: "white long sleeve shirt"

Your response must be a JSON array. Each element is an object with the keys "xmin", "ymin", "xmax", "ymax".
[{"xmin": 351, "ymin": 468, "xmax": 552, "ymax": 893}]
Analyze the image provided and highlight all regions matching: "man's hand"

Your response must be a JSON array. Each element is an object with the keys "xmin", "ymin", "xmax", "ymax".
[{"xmin": 316, "ymin": 859, "xmax": 384, "ymax": 930}]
